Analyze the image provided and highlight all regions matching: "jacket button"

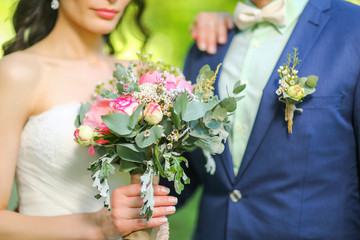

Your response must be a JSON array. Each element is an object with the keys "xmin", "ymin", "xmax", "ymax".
[{"xmin": 230, "ymin": 190, "xmax": 242, "ymax": 202}]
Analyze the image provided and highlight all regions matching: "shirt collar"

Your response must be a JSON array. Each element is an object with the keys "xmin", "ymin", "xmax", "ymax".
[{"xmin": 244, "ymin": 0, "xmax": 309, "ymax": 34}]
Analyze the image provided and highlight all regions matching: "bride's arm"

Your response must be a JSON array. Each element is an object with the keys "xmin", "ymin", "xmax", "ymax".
[{"xmin": 0, "ymin": 54, "xmax": 176, "ymax": 240}]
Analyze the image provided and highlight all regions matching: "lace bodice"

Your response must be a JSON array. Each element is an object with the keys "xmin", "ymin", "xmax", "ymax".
[{"xmin": 16, "ymin": 102, "xmax": 130, "ymax": 216}]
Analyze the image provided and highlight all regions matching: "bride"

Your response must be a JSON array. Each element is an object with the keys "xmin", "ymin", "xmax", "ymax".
[{"xmin": 0, "ymin": 0, "xmax": 179, "ymax": 239}]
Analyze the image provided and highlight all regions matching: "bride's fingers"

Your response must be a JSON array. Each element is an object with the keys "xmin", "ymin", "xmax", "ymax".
[
  {"xmin": 120, "ymin": 195, "xmax": 177, "ymax": 208},
  {"xmin": 112, "ymin": 205, "xmax": 176, "ymax": 219},
  {"xmin": 117, "ymin": 217, "xmax": 169, "ymax": 236}
]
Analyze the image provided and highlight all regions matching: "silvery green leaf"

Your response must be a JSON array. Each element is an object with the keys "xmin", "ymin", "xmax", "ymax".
[
  {"xmin": 298, "ymin": 77, "xmax": 307, "ymax": 87},
  {"xmin": 135, "ymin": 125, "xmax": 164, "ymax": 148},
  {"xmin": 212, "ymin": 107, "xmax": 228, "ymax": 121},
  {"xmin": 195, "ymin": 65, "xmax": 214, "ymax": 84},
  {"xmin": 113, "ymin": 63, "xmax": 127, "ymax": 82},
  {"xmin": 195, "ymin": 136, "xmax": 225, "ymax": 155},
  {"xmin": 304, "ymin": 86, "xmax": 316, "ymax": 96},
  {"xmin": 116, "ymin": 143, "xmax": 146, "ymax": 163},
  {"xmin": 129, "ymin": 103, "xmax": 144, "ymax": 129},
  {"xmin": 233, "ymin": 81, "xmax": 246, "ymax": 95},
  {"xmin": 173, "ymin": 93, "xmax": 188, "ymax": 117},
  {"xmin": 102, "ymin": 113, "xmax": 133, "ymax": 136},
  {"xmin": 189, "ymin": 124, "xmax": 209, "ymax": 139},
  {"xmin": 119, "ymin": 160, "xmax": 140, "ymax": 173},
  {"xmin": 100, "ymin": 90, "xmax": 119, "ymax": 100},
  {"xmin": 202, "ymin": 150, "xmax": 216, "ymax": 175},
  {"xmin": 169, "ymin": 107, "xmax": 181, "ymax": 129},
  {"xmin": 182, "ymin": 101, "xmax": 214, "ymax": 121},
  {"xmin": 305, "ymin": 75, "xmax": 319, "ymax": 88},
  {"xmin": 88, "ymin": 154, "xmax": 117, "ymax": 210},
  {"xmin": 205, "ymin": 119, "xmax": 221, "ymax": 130},
  {"xmin": 220, "ymin": 97, "xmax": 237, "ymax": 112},
  {"xmin": 75, "ymin": 102, "xmax": 91, "ymax": 128},
  {"xmin": 140, "ymin": 161, "xmax": 155, "ymax": 221}
]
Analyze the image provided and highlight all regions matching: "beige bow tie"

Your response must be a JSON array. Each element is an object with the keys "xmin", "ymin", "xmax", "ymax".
[{"xmin": 233, "ymin": 0, "xmax": 286, "ymax": 30}]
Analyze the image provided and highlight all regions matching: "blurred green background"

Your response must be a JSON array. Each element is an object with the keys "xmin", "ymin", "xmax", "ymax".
[{"xmin": 1, "ymin": 0, "xmax": 360, "ymax": 239}]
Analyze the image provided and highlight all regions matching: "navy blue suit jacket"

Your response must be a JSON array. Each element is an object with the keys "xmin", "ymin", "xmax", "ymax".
[{"xmin": 163, "ymin": 0, "xmax": 360, "ymax": 239}]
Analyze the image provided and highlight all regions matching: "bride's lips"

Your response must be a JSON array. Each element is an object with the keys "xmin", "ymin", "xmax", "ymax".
[{"xmin": 93, "ymin": 8, "xmax": 118, "ymax": 19}]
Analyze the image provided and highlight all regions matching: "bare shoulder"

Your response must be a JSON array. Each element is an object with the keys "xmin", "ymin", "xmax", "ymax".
[{"xmin": 0, "ymin": 51, "xmax": 41, "ymax": 88}]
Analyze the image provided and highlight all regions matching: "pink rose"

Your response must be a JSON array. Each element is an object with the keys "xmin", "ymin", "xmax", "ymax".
[
  {"xmin": 144, "ymin": 102, "xmax": 163, "ymax": 125},
  {"xmin": 175, "ymin": 75, "xmax": 186, "ymax": 84},
  {"xmin": 177, "ymin": 80, "xmax": 193, "ymax": 92},
  {"xmin": 164, "ymin": 74, "xmax": 177, "ymax": 91},
  {"xmin": 139, "ymin": 71, "xmax": 163, "ymax": 85},
  {"xmin": 110, "ymin": 94, "xmax": 140, "ymax": 116},
  {"xmin": 83, "ymin": 98, "xmax": 113, "ymax": 133}
]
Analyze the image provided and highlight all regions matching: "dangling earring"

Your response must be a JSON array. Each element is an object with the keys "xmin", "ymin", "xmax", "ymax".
[{"xmin": 51, "ymin": 0, "xmax": 59, "ymax": 10}]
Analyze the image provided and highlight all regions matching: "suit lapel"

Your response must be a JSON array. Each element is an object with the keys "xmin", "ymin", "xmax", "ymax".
[
  {"xmin": 203, "ymin": 30, "xmax": 238, "ymax": 183},
  {"xmin": 235, "ymin": 0, "xmax": 332, "ymax": 182}
]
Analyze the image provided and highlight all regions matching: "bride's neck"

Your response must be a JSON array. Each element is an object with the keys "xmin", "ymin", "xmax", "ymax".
[{"xmin": 43, "ymin": 13, "xmax": 105, "ymax": 60}]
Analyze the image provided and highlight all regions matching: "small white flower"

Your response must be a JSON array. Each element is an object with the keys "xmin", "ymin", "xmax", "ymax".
[
  {"xmin": 277, "ymin": 69, "xmax": 281, "ymax": 73},
  {"xmin": 136, "ymin": 50, "xmax": 141, "ymax": 55},
  {"xmin": 292, "ymin": 75, "xmax": 296, "ymax": 79},
  {"xmin": 282, "ymin": 69, "xmax": 288, "ymax": 75},
  {"xmin": 280, "ymin": 66, "xmax": 284, "ymax": 70},
  {"xmin": 290, "ymin": 80, "xmax": 296, "ymax": 85},
  {"xmin": 276, "ymin": 88, "xmax": 283, "ymax": 95},
  {"xmin": 167, "ymin": 142, "xmax": 173, "ymax": 149},
  {"xmin": 293, "ymin": 69, "xmax": 298, "ymax": 74},
  {"xmin": 144, "ymin": 130, "xmax": 151, "ymax": 137},
  {"xmin": 167, "ymin": 135, "xmax": 173, "ymax": 141},
  {"xmin": 278, "ymin": 79, "xmax": 282, "ymax": 84}
]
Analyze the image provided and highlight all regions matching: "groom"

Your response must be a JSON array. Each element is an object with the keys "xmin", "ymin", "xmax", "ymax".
[{"xmin": 167, "ymin": 0, "xmax": 360, "ymax": 239}]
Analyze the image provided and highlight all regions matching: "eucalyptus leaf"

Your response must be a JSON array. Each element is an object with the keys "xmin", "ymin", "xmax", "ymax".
[
  {"xmin": 129, "ymin": 103, "xmax": 144, "ymax": 129},
  {"xmin": 233, "ymin": 81, "xmax": 246, "ymax": 95},
  {"xmin": 102, "ymin": 113, "xmax": 133, "ymax": 136},
  {"xmin": 213, "ymin": 107, "xmax": 228, "ymax": 121},
  {"xmin": 135, "ymin": 125, "xmax": 164, "ymax": 148},
  {"xmin": 173, "ymin": 93, "xmax": 188, "ymax": 117},
  {"xmin": 220, "ymin": 97, "xmax": 237, "ymax": 112},
  {"xmin": 298, "ymin": 77, "xmax": 307, "ymax": 87},
  {"xmin": 169, "ymin": 107, "xmax": 181, "ymax": 129},
  {"xmin": 196, "ymin": 65, "xmax": 214, "ymax": 84},
  {"xmin": 119, "ymin": 160, "xmax": 140, "ymax": 173},
  {"xmin": 195, "ymin": 136, "xmax": 225, "ymax": 155},
  {"xmin": 305, "ymin": 75, "xmax": 319, "ymax": 88},
  {"xmin": 182, "ymin": 101, "xmax": 213, "ymax": 121},
  {"xmin": 75, "ymin": 102, "xmax": 91, "ymax": 127},
  {"xmin": 304, "ymin": 86, "xmax": 316, "ymax": 96},
  {"xmin": 189, "ymin": 124, "xmax": 209, "ymax": 139},
  {"xmin": 116, "ymin": 143, "xmax": 145, "ymax": 163},
  {"xmin": 154, "ymin": 143, "xmax": 167, "ymax": 178},
  {"xmin": 205, "ymin": 119, "xmax": 221, "ymax": 130}
]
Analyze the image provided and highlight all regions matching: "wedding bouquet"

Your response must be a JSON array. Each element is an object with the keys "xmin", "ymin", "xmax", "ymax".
[{"xmin": 74, "ymin": 51, "xmax": 245, "ymax": 221}]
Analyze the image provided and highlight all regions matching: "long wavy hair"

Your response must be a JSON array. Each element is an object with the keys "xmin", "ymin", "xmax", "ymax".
[{"xmin": 2, "ymin": 0, "xmax": 149, "ymax": 56}]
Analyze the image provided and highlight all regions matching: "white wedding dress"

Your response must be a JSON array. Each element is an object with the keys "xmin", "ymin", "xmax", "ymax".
[{"xmin": 16, "ymin": 102, "xmax": 131, "ymax": 216}]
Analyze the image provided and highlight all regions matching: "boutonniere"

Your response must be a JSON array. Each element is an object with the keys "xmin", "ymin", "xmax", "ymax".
[{"xmin": 275, "ymin": 48, "xmax": 318, "ymax": 133}]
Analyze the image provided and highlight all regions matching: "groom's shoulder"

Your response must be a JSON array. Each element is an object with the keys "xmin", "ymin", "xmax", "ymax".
[{"xmin": 329, "ymin": 0, "xmax": 360, "ymax": 23}]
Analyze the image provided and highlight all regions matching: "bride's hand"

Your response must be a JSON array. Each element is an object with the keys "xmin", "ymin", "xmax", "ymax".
[
  {"xmin": 190, "ymin": 12, "xmax": 234, "ymax": 54},
  {"xmin": 99, "ymin": 184, "xmax": 177, "ymax": 238}
]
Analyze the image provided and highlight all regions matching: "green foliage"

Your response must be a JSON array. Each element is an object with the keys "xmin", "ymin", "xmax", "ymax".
[
  {"xmin": 74, "ymin": 102, "xmax": 91, "ymax": 128},
  {"xmin": 102, "ymin": 113, "xmax": 133, "ymax": 136},
  {"xmin": 135, "ymin": 125, "xmax": 164, "ymax": 148}
]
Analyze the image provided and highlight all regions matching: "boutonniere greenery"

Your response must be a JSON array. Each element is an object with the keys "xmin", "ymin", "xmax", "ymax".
[{"xmin": 275, "ymin": 48, "xmax": 318, "ymax": 133}]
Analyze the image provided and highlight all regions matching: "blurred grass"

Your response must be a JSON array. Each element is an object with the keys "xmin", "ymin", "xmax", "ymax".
[{"xmin": 1, "ymin": 0, "xmax": 360, "ymax": 239}]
